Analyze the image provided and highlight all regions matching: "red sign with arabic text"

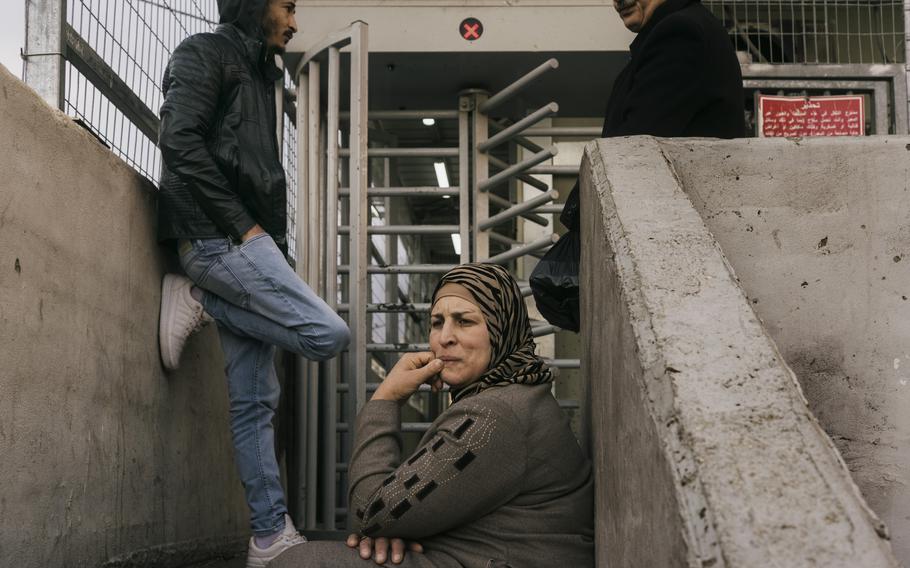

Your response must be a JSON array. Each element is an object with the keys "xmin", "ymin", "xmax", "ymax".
[{"xmin": 759, "ymin": 95, "xmax": 865, "ymax": 137}]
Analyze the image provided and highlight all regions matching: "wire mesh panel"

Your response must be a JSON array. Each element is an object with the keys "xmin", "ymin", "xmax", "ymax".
[
  {"xmin": 283, "ymin": 71, "xmax": 300, "ymax": 261},
  {"xmin": 63, "ymin": 62, "xmax": 163, "ymax": 180},
  {"xmin": 704, "ymin": 0, "xmax": 905, "ymax": 64},
  {"xmin": 64, "ymin": 0, "xmax": 218, "ymax": 183},
  {"xmin": 58, "ymin": 0, "xmax": 300, "ymax": 247}
]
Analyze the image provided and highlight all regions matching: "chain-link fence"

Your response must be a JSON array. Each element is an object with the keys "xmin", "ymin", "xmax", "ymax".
[
  {"xmin": 704, "ymin": 0, "xmax": 905, "ymax": 64},
  {"xmin": 45, "ymin": 0, "xmax": 300, "ymax": 250},
  {"xmin": 65, "ymin": 0, "xmax": 217, "ymax": 182},
  {"xmin": 282, "ymin": 71, "xmax": 299, "ymax": 261}
]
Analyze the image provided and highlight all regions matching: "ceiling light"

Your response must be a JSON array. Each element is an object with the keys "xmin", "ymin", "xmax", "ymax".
[
  {"xmin": 434, "ymin": 161, "xmax": 450, "ymax": 188},
  {"xmin": 422, "ymin": 118, "xmax": 436, "ymax": 126},
  {"xmin": 451, "ymin": 234, "xmax": 462, "ymax": 256}
]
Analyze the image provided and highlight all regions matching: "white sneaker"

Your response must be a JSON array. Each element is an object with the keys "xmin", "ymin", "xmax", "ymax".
[
  {"xmin": 246, "ymin": 514, "xmax": 307, "ymax": 568},
  {"xmin": 158, "ymin": 273, "xmax": 213, "ymax": 371}
]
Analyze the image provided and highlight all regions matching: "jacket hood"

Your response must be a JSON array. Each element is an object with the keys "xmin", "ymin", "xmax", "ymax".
[{"xmin": 218, "ymin": 0, "xmax": 267, "ymax": 39}]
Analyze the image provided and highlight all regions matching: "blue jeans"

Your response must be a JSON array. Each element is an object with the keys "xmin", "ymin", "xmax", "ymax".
[{"xmin": 179, "ymin": 234, "xmax": 350, "ymax": 536}]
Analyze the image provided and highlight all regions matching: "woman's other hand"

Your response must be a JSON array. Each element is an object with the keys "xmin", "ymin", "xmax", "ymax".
[
  {"xmin": 346, "ymin": 533, "xmax": 424, "ymax": 565},
  {"xmin": 372, "ymin": 352, "xmax": 444, "ymax": 403}
]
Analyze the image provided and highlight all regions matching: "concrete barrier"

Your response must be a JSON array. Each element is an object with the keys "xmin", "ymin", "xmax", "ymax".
[
  {"xmin": 581, "ymin": 136, "xmax": 900, "ymax": 567},
  {"xmin": 0, "ymin": 64, "xmax": 248, "ymax": 566},
  {"xmin": 663, "ymin": 135, "xmax": 910, "ymax": 565}
]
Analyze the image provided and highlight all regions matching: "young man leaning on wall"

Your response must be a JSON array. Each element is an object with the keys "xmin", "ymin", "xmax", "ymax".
[{"xmin": 156, "ymin": 1, "xmax": 350, "ymax": 566}]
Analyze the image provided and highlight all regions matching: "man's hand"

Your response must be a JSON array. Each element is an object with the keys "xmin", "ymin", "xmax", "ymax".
[
  {"xmin": 346, "ymin": 533, "xmax": 424, "ymax": 565},
  {"xmin": 241, "ymin": 224, "xmax": 266, "ymax": 242},
  {"xmin": 372, "ymin": 352, "xmax": 444, "ymax": 403}
]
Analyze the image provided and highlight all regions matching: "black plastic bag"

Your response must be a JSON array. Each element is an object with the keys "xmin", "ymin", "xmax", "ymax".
[
  {"xmin": 560, "ymin": 181, "xmax": 580, "ymax": 232},
  {"xmin": 530, "ymin": 229, "xmax": 580, "ymax": 332}
]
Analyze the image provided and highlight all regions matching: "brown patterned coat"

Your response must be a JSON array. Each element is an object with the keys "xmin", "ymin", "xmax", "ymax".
[{"xmin": 272, "ymin": 383, "xmax": 593, "ymax": 568}]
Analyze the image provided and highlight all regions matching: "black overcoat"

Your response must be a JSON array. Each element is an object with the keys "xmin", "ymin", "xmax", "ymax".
[{"xmin": 562, "ymin": 0, "xmax": 744, "ymax": 228}]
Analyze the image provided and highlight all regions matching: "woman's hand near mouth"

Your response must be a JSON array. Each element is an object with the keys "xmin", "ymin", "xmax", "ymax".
[{"xmin": 372, "ymin": 352, "xmax": 445, "ymax": 403}]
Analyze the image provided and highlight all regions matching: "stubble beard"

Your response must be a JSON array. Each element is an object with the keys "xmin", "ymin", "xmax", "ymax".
[{"xmin": 261, "ymin": 15, "xmax": 285, "ymax": 54}]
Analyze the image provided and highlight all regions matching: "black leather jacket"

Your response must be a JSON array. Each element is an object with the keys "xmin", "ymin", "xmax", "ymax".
[{"xmin": 157, "ymin": 0, "xmax": 287, "ymax": 252}]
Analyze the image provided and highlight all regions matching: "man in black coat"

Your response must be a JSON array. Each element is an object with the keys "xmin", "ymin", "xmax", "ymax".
[
  {"xmin": 156, "ymin": 1, "xmax": 350, "ymax": 566},
  {"xmin": 535, "ymin": 0, "xmax": 743, "ymax": 331},
  {"xmin": 562, "ymin": 0, "xmax": 745, "ymax": 230}
]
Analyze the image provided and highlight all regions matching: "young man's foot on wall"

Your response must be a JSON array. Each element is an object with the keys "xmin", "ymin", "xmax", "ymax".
[{"xmin": 159, "ymin": 273, "xmax": 214, "ymax": 371}]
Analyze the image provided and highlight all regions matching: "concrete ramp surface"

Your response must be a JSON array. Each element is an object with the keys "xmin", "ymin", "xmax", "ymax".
[{"xmin": 581, "ymin": 136, "xmax": 905, "ymax": 567}]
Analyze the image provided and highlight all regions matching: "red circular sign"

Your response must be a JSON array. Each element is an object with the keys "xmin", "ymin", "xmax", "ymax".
[{"xmin": 460, "ymin": 18, "xmax": 483, "ymax": 41}]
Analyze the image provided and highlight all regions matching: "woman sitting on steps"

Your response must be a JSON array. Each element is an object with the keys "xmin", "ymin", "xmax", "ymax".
[{"xmin": 273, "ymin": 263, "xmax": 594, "ymax": 568}]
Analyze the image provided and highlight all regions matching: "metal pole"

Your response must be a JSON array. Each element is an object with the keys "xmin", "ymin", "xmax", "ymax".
[
  {"xmin": 338, "ymin": 133, "xmax": 354, "ymax": 531},
  {"xmin": 522, "ymin": 127, "xmax": 602, "ymax": 137},
  {"xmin": 469, "ymin": 91, "xmax": 490, "ymax": 260},
  {"xmin": 275, "ymin": 62, "xmax": 285, "ymax": 149},
  {"xmin": 349, "ymin": 22, "xmax": 370, "ymax": 413},
  {"xmin": 489, "ymin": 155, "xmax": 549, "ymax": 192},
  {"xmin": 318, "ymin": 124, "xmax": 328, "ymax": 299},
  {"xmin": 321, "ymin": 45, "xmax": 341, "ymax": 531},
  {"xmin": 477, "ymin": 103, "xmax": 559, "ymax": 153},
  {"xmin": 384, "ymin": 153, "xmax": 400, "ymax": 377},
  {"xmin": 338, "ymin": 225, "xmax": 461, "ymax": 235},
  {"xmin": 339, "ymin": 265, "xmax": 456, "ymax": 275},
  {"xmin": 489, "ymin": 232, "xmax": 521, "ymax": 247},
  {"xmin": 479, "ymin": 58, "xmax": 559, "ymax": 115},
  {"xmin": 531, "ymin": 324, "xmax": 562, "ymax": 338},
  {"xmin": 368, "ymin": 343, "xmax": 432, "ymax": 352},
  {"xmin": 340, "ymin": 110, "xmax": 459, "ymax": 120},
  {"xmin": 535, "ymin": 204, "xmax": 565, "ymax": 215},
  {"xmin": 337, "ymin": 303, "xmax": 433, "ymax": 313},
  {"xmin": 489, "ymin": 119, "xmax": 545, "ymax": 154},
  {"xmin": 24, "ymin": 0, "xmax": 67, "ymax": 110},
  {"xmin": 545, "ymin": 359, "xmax": 582, "ymax": 369},
  {"xmin": 458, "ymin": 97, "xmax": 471, "ymax": 264},
  {"xmin": 484, "ymin": 234, "xmax": 559, "ymax": 265},
  {"xmin": 526, "ymin": 164, "xmax": 578, "ymax": 176},
  {"xmin": 339, "ymin": 147, "xmax": 459, "ymax": 158},
  {"xmin": 293, "ymin": 67, "xmax": 310, "ymax": 527},
  {"xmin": 488, "ymin": 193, "xmax": 548, "ymax": 227},
  {"xmin": 340, "ymin": 187, "xmax": 459, "ymax": 197},
  {"xmin": 305, "ymin": 59, "xmax": 321, "ymax": 530},
  {"xmin": 478, "ymin": 146, "xmax": 559, "ymax": 193},
  {"xmin": 479, "ymin": 190, "xmax": 558, "ymax": 231}
]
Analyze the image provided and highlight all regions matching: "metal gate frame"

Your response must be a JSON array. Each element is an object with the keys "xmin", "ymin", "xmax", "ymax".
[
  {"xmin": 291, "ymin": 40, "xmax": 584, "ymax": 531},
  {"xmin": 293, "ymin": 21, "xmax": 369, "ymax": 531}
]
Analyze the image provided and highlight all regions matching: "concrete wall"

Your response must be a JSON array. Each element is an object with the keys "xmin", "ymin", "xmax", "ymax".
[
  {"xmin": 0, "ymin": 64, "xmax": 248, "ymax": 567},
  {"xmin": 660, "ymin": 135, "xmax": 910, "ymax": 564},
  {"xmin": 581, "ymin": 136, "xmax": 898, "ymax": 567}
]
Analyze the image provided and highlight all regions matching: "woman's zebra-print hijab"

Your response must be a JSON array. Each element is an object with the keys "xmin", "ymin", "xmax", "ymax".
[{"xmin": 431, "ymin": 263, "xmax": 553, "ymax": 402}]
